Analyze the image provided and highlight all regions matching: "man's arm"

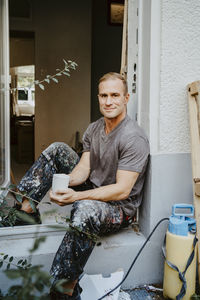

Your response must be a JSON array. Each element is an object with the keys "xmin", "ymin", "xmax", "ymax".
[
  {"xmin": 50, "ymin": 169, "xmax": 139, "ymax": 206},
  {"xmin": 69, "ymin": 151, "xmax": 90, "ymax": 186}
]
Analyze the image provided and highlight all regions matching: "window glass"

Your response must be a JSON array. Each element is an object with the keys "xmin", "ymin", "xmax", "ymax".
[
  {"xmin": 0, "ymin": 0, "xmax": 9, "ymax": 186},
  {"xmin": 0, "ymin": 1, "xmax": 5, "ymax": 185},
  {"xmin": 18, "ymin": 89, "xmax": 28, "ymax": 101}
]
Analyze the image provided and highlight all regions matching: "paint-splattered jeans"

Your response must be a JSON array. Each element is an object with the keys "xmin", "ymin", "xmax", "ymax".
[{"xmin": 17, "ymin": 143, "xmax": 129, "ymax": 286}]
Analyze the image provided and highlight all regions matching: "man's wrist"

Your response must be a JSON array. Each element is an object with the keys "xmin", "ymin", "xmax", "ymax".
[
  {"xmin": 74, "ymin": 191, "xmax": 81, "ymax": 201},
  {"xmin": 74, "ymin": 190, "xmax": 89, "ymax": 202}
]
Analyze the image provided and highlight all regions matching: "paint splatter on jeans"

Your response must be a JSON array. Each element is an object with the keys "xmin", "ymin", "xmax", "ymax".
[
  {"xmin": 50, "ymin": 199, "xmax": 125, "ymax": 283},
  {"xmin": 17, "ymin": 142, "xmax": 80, "ymax": 201},
  {"xmin": 17, "ymin": 142, "xmax": 129, "ymax": 284}
]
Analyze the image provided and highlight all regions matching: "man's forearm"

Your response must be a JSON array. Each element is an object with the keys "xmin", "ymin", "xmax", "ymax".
[
  {"xmin": 74, "ymin": 183, "xmax": 130, "ymax": 202},
  {"xmin": 49, "ymin": 184, "xmax": 129, "ymax": 207}
]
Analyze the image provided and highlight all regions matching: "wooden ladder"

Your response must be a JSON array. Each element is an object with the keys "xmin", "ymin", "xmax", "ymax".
[{"xmin": 188, "ymin": 81, "xmax": 200, "ymax": 282}]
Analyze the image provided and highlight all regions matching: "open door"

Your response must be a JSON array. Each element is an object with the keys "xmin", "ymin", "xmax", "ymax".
[
  {"xmin": 0, "ymin": 0, "xmax": 10, "ymax": 188},
  {"xmin": 120, "ymin": 0, "xmax": 139, "ymax": 121}
]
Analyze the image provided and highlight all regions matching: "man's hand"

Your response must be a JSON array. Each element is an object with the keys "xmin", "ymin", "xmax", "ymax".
[{"xmin": 49, "ymin": 188, "xmax": 77, "ymax": 206}]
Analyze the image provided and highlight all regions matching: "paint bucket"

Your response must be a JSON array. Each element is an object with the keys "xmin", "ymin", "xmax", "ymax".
[{"xmin": 163, "ymin": 204, "xmax": 197, "ymax": 300}]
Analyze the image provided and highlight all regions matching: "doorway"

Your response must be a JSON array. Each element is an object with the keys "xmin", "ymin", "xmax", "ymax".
[
  {"xmin": 9, "ymin": 0, "xmax": 126, "ymax": 184},
  {"xmin": 7, "ymin": 0, "xmax": 125, "ymax": 221}
]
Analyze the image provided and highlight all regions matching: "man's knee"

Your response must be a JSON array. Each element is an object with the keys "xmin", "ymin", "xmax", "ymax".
[
  {"xmin": 71, "ymin": 200, "xmax": 104, "ymax": 233},
  {"xmin": 42, "ymin": 142, "xmax": 79, "ymax": 162},
  {"xmin": 44, "ymin": 142, "xmax": 71, "ymax": 154}
]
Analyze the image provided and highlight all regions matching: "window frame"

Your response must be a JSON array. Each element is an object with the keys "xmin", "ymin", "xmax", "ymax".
[{"xmin": 0, "ymin": 0, "xmax": 10, "ymax": 189}]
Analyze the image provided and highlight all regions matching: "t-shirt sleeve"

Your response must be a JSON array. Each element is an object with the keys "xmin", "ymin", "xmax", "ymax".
[
  {"xmin": 118, "ymin": 135, "xmax": 150, "ymax": 173},
  {"xmin": 82, "ymin": 124, "xmax": 93, "ymax": 152}
]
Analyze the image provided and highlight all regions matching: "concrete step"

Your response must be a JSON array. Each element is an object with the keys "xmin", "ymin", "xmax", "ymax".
[
  {"xmin": 0, "ymin": 224, "xmax": 164, "ymax": 293},
  {"xmin": 84, "ymin": 226, "xmax": 164, "ymax": 289}
]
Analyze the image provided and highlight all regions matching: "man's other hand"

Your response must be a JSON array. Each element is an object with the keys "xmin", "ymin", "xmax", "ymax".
[{"xmin": 49, "ymin": 188, "xmax": 77, "ymax": 206}]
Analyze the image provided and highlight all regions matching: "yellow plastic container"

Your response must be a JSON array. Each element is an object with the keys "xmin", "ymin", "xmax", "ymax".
[{"xmin": 163, "ymin": 204, "xmax": 197, "ymax": 300}]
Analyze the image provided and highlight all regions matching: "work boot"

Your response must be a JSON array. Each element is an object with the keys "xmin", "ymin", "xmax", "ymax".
[
  {"xmin": 49, "ymin": 290, "xmax": 81, "ymax": 300},
  {"xmin": 50, "ymin": 283, "xmax": 82, "ymax": 300},
  {"xmin": 0, "ymin": 205, "xmax": 41, "ymax": 227},
  {"xmin": 14, "ymin": 205, "xmax": 41, "ymax": 226}
]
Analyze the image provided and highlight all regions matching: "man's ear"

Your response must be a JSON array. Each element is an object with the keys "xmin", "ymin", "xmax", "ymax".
[{"xmin": 125, "ymin": 93, "xmax": 130, "ymax": 104}]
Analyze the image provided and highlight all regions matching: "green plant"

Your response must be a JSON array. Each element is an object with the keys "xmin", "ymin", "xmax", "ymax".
[
  {"xmin": 0, "ymin": 184, "xmax": 40, "ymax": 226},
  {"xmin": 0, "ymin": 185, "xmax": 99, "ymax": 243},
  {"xmin": 0, "ymin": 186, "xmax": 99, "ymax": 299},
  {"xmin": 27, "ymin": 59, "xmax": 78, "ymax": 91},
  {"xmin": 0, "ymin": 58, "xmax": 82, "ymax": 298},
  {"xmin": 0, "ymin": 236, "xmax": 51, "ymax": 300},
  {"xmin": 191, "ymin": 294, "xmax": 200, "ymax": 299},
  {"xmin": 0, "ymin": 193, "xmax": 98, "ymax": 299},
  {"xmin": 1, "ymin": 59, "xmax": 78, "ymax": 94}
]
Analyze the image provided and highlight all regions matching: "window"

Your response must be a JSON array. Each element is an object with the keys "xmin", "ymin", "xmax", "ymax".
[
  {"xmin": 18, "ymin": 89, "xmax": 28, "ymax": 101},
  {"xmin": 10, "ymin": 65, "xmax": 35, "ymax": 116},
  {"xmin": 12, "ymin": 65, "xmax": 35, "ymax": 108},
  {"xmin": 0, "ymin": 0, "xmax": 10, "ymax": 187}
]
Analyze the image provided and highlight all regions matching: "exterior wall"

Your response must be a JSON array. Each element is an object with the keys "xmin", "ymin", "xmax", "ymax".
[
  {"xmin": 136, "ymin": 0, "xmax": 200, "ymax": 286},
  {"xmin": 139, "ymin": 0, "xmax": 200, "ymax": 234},
  {"xmin": 159, "ymin": 0, "xmax": 200, "ymax": 153}
]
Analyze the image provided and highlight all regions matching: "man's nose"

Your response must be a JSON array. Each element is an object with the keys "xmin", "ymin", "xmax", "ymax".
[{"xmin": 105, "ymin": 96, "xmax": 112, "ymax": 105}]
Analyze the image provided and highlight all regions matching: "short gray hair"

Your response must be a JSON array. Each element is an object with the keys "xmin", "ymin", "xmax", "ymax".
[{"xmin": 99, "ymin": 72, "xmax": 128, "ymax": 95}]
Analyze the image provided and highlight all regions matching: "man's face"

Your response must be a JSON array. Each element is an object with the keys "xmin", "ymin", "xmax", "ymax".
[{"xmin": 98, "ymin": 78, "xmax": 129, "ymax": 120}]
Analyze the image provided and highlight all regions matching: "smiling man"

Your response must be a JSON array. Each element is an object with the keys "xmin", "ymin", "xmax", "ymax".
[{"xmin": 8, "ymin": 72, "xmax": 150, "ymax": 300}]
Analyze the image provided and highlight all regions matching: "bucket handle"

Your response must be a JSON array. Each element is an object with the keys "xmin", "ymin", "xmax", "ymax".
[{"xmin": 172, "ymin": 204, "xmax": 194, "ymax": 217}]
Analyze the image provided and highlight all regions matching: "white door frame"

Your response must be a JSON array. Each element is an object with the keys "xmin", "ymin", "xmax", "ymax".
[
  {"xmin": 126, "ymin": 0, "xmax": 139, "ymax": 121},
  {"xmin": 137, "ymin": 0, "xmax": 161, "ymax": 153}
]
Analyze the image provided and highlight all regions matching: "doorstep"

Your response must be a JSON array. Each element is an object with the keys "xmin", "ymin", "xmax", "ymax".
[{"xmin": 0, "ymin": 223, "xmax": 164, "ymax": 292}]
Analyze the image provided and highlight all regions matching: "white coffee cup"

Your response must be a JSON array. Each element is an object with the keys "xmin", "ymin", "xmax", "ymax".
[{"xmin": 52, "ymin": 174, "xmax": 70, "ymax": 194}]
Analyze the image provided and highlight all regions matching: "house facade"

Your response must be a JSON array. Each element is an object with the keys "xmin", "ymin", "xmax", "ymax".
[{"xmin": 1, "ymin": 0, "xmax": 200, "ymax": 292}]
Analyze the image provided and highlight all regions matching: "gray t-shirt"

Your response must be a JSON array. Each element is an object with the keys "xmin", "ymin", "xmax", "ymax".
[{"xmin": 82, "ymin": 115, "xmax": 150, "ymax": 217}]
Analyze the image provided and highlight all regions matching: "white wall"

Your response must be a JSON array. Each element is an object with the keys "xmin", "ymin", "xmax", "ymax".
[
  {"xmin": 138, "ymin": 0, "xmax": 199, "ymax": 235},
  {"xmin": 139, "ymin": 0, "xmax": 200, "ymax": 155},
  {"xmin": 159, "ymin": 0, "xmax": 200, "ymax": 153},
  {"xmin": 10, "ymin": 0, "xmax": 92, "ymax": 158}
]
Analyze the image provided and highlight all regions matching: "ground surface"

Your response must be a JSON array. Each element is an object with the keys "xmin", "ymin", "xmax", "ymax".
[{"xmin": 125, "ymin": 287, "xmax": 164, "ymax": 300}]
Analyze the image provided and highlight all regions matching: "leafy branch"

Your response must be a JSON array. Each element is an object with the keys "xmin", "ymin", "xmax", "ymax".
[
  {"xmin": 0, "ymin": 254, "xmax": 31, "ymax": 271},
  {"xmin": 33, "ymin": 59, "xmax": 78, "ymax": 91},
  {"xmin": 0, "ymin": 185, "xmax": 100, "ymax": 298},
  {"xmin": 0, "ymin": 220, "xmax": 98, "ymax": 299},
  {"xmin": 191, "ymin": 295, "xmax": 200, "ymax": 299},
  {"xmin": 1, "ymin": 59, "xmax": 78, "ymax": 93},
  {"xmin": 0, "ymin": 237, "xmax": 51, "ymax": 300},
  {"xmin": 69, "ymin": 223, "xmax": 99, "ymax": 243},
  {"xmin": 0, "ymin": 185, "xmax": 39, "ymax": 213}
]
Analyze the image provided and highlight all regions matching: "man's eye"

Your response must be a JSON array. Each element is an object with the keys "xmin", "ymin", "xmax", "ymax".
[{"xmin": 112, "ymin": 94, "xmax": 119, "ymax": 98}]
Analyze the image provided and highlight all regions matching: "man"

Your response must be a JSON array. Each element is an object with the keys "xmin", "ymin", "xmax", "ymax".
[{"xmin": 9, "ymin": 73, "xmax": 150, "ymax": 299}]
